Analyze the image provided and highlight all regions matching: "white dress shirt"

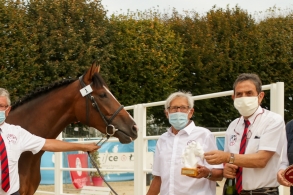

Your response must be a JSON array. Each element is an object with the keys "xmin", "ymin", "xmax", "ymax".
[
  {"xmin": 152, "ymin": 121, "xmax": 223, "ymax": 195},
  {"xmin": 0, "ymin": 123, "xmax": 45, "ymax": 195},
  {"xmin": 224, "ymin": 106, "xmax": 288, "ymax": 190}
]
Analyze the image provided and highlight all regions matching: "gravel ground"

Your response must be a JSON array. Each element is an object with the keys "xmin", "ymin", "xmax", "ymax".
[{"xmin": 35, "ymin": 180, "xmax": 290, "ymax": 195}]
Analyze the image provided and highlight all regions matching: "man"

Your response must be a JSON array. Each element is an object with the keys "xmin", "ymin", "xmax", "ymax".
[
  {"xmin": 286, "ymin": 119, "xmax": 293, "ymax": 194},
  {"xmin": 147, "ymin": 91, "xmax": 223, "ymax": 195},
  {"xmin": 0, "ymin": 88, "xmax": 100, "ymax": 195},
  {"xmin": 204, "ymin": 73, "xmax": 290, "ymax": 195}
]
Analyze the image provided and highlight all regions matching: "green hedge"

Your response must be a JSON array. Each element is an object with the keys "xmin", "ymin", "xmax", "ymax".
[{"xmin": 1, "ymin": 1, "xmax": 293, "ymax": 133}]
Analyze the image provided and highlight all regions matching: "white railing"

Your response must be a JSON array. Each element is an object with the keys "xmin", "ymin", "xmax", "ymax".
[{"xmin": 36, "ymin": 82, "xmax": 285, "ymax": 195}]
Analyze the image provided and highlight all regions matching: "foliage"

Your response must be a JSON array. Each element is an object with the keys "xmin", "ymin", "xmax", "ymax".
[
  {"xmin": 1, "ymin": 2, "xmax": 293, "ymax": 136},
  {"xmin": 103, "ymin": 11, "xmax": 183, "ymax": 106},
  {"xmin": 256, "ymin": 15, "xmax": 293, "ymax": 122},
  {"xmin": 89, "ymin": 149, "xmax": 104, "ymax": 177},
  {"xmin": 1, "ymin": 0, "xmax": 110, "ymax": 102}
]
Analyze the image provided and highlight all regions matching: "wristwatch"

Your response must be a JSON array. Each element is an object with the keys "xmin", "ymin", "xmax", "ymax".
[
  {"xmin": 205, "ymin": 169, "xmax": 212, "ymax": 179},
  {"xmin": 228, "ymin": 153, "xmax": 235, "ymax": 164}
]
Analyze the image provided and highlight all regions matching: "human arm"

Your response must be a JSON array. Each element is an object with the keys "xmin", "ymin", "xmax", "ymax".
[
  {"xmin": 41, "ymin": 139, "xmax": 100, "ymax": 152},
  {"xmin": 195, "ymin": 164, "xmax": 223, "ymax": 181},
  {"xmin": 146, "ymin": 176, "xmax": 161, "ymax": 195},
  {"xmin": 277, "ymin": 133, "xmax": 290, "ymax": 186},
  {"xmin": 204, "ymin": 150, "xmax": 274, "ymax": 168}
]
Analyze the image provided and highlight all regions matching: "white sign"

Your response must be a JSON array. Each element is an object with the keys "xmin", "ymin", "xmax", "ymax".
[
  {"xmin": 99, "ymin": 152, "xmax": 153, "ymax": 170},
  {"xmin": 79, "ymin": 85, "xmax": 93, "ymax": 97}
]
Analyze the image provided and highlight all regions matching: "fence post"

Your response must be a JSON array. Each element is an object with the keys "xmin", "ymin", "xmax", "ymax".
[
  {"xmin": 54, "ymin": 133, "xmax": 63, "ymax": 195},
  {"xmin": 270, "ymin": 83, "xmax": 277, "ymax": 113},
  {"xmin": 276, "ymin": 82, "xmax": 284, "ymax": 118},
  {"xmin": 134, "ymin": 104, "xmax": 147, "ymax": 194},
  {"xmin": 271, "ymin": 82, "xmax": 285, "ymax": 195}
]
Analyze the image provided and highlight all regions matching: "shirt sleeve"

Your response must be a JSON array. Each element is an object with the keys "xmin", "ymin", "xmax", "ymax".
[
  {"xmin": 18, "ymin": 127, "xmax": 46, "ymax": 154},
  {"xmin": 280, "ymin": 141, "xmax": 289, "ymax": 170},
  {"xmin": 258, "ymin": 115, "xmax": 284, "ymax": 153}
]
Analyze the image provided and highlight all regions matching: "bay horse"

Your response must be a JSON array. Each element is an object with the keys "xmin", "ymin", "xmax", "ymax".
[{"xmin": 6, "ymin": 63, "xmax": 138, "ymax": 195}]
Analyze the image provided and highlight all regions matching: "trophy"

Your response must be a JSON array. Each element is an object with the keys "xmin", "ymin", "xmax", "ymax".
[
  {"xmin": 284, "ymin": 165, "xmax": 293, "ymax": 185},
  {"xmin": 181, "ymin": 141, "xmax": 204, "ymax": 177}
]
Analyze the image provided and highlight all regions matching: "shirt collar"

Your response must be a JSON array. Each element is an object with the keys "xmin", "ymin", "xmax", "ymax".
[
  {"xmin": 241, "ymin": 106, "xmax": 263, "ymax": 125},
  {"xmin": 167, "ymin": 121, "xmax": 195, "ymax": 136}
]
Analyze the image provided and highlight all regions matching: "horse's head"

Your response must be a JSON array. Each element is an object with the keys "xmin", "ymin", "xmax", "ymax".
[{"xmin": 75, "ymin": 62, "xmax": 138, "ymax": 143}]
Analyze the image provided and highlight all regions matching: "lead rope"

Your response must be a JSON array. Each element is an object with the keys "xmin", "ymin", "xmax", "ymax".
[
  {"xmin": 88, "ymin": 136, "xmax": 118, "ymax": 195},
  {"xmin": 78, "ymin": 75, "xmax": 119, "ymax": 194}
]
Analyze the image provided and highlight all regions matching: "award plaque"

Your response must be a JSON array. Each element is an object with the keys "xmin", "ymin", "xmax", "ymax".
[
  {"xmin": 284, "ymin": 165, "xmax": 293, "ymax": 185},
  {"xmin": 181, "ymin": 141, "xmax": 204, "ymax": 177},
  {"xmin": 181, "ymin": 167, "xmax": 198, "ymax": 176}
]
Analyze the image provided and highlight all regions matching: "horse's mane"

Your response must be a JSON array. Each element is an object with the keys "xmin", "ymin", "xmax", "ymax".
[{"xmin": 11, "ymin": 72, "xmax": 107, "ymax": 110}]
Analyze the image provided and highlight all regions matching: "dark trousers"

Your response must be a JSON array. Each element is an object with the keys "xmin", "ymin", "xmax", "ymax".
[
  {"xmin": 240, "ymin": 187, "xmax": 278, "ymax": 195},
  {"xmin": 11, "ymin": 191, "xmax": 20, "ymax": 195}
]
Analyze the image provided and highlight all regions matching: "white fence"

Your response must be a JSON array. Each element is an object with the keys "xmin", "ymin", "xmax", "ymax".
[{"xmin": 36, "ymin": 82, "xmax": 285, "ymax": 195}]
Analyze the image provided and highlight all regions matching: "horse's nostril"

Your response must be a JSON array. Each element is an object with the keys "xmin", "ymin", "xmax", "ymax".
[{"xmin": 133, "ymin": 125, "xmax": 138, "ymax": 132}]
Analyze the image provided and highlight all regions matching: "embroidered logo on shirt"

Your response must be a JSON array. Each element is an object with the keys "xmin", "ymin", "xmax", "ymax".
[
  {"xmin": 229, "ymin": 135, "xmax": 237, "ymax": 146},
  {"xmin": 186, "ymin": 140, "xmax": 196, "ymax": 145},
  {"xmin": 7, "ymin": 134, "xmax": 17, "ymax": 144}
]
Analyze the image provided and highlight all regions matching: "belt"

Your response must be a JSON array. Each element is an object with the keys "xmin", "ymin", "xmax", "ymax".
[
  {"xmin": 240, "ymin": 187, "xmax": 278, "ymax": 195},
  {"xmin": 11, "ymin": 191, "xmax": 20, "ymax": 195}
]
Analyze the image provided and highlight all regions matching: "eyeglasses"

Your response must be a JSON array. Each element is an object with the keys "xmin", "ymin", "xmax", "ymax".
[
  {"xmin": 167, "ymin": 105, "xmax": 190, "ymax": 113},
  {"xmin": 0, "ymin": 105, "xmax": 8, "ymax": 111}
]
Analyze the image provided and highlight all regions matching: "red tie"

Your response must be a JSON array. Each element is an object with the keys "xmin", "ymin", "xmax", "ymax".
[
  {"xmin": 0, "ymin": 129, "xmax": 10, "ymax": 192},
  {"xmin": 236, "ymin": 120, "xmax": 250, "ymax": 194}
]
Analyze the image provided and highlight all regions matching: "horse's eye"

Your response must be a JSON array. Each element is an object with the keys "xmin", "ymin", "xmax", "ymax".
[{"xmin": 98, "ymin": 93, "xmax": 107, "ymax": 98}]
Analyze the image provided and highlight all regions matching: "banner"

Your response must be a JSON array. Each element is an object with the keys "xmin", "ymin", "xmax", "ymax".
[
  {"xmin": 99, "ymin": 152, "xmax": 153, "ymax": 170},
  {"xmin": 67, "ymin": 153, "xmax": 91, "ymax": 189}
]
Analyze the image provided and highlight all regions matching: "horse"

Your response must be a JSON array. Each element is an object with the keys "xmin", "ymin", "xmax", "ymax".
[{"xmin": 6, "ymin": 62, "xmax": 138, "ymax": 195}]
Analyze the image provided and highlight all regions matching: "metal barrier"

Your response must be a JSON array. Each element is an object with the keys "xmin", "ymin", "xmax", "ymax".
[{"xmin": 36, "ymin": 82, "xmax": 285, "ymax": 195}]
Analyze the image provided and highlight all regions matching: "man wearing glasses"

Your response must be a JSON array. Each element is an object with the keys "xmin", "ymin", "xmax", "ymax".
[
  {"xmin": 147, "ymin": 91, "xmax": 223, "ymax": 195},
  {"xmin": 204, "ymin": 73, "xmax": 290, "ymax": 195}
]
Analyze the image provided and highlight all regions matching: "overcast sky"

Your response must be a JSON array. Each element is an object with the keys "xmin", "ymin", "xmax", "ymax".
[{"xmin": 102, "ymin": 0, "xmax": 293, "ymax": 16}]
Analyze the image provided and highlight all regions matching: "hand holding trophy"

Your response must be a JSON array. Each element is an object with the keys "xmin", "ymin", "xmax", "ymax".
[
  {"xmin": 181, "ymin": 141, "xmax": 204, "ymax": 177},
  {"xmin": 284, "ymin": 165, "xmax": 293, "ymax": 185}
]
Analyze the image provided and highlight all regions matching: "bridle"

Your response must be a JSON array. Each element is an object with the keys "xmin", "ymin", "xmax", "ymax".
[
  {"xmin": 79, "ymin": 74, "xmax": 123, "ymax": 195},
  {"xmin": 79, "ymin": 75, "xmax": 124, "ymax": 143}
]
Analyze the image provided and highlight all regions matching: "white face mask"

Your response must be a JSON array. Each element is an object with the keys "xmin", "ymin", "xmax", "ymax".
[{"xmin": 234, "ymin": 96, "xmax": 259, "ymax": 117}]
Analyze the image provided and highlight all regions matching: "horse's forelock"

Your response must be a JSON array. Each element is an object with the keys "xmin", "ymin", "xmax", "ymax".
[{"xmin": 92, "ymin": 72, "xmax": 108, "ymax": 89}]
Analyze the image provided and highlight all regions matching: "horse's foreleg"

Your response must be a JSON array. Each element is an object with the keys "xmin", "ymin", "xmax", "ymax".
[{"xmin": 19, "ymin": 152, "xmax": 42, "ymax": 195}]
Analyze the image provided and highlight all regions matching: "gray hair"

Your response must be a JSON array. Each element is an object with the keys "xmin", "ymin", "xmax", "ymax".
[
  {"xmin": 164, "ymin": 91, "xmax": 194, "ymax": 110},
  {"xmin": 0, "ymin": 88, "xmax": 11, "ymax": 106},
  {"xmin": 233, "ymin": 73, "xmax": 262, "ymax": 94}
]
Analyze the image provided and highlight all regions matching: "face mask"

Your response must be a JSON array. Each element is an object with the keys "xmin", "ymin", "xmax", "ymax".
[
  {"xmin": 0, "ymin": 110, "xmax": 6, "ymax": 124},
  {"xmin": 168, "ymin": 112, "xmax": 189, "ymax": 130},
  {"xmin": 234, "ymin": 96, "xmax": 259, "ymax": 117}
]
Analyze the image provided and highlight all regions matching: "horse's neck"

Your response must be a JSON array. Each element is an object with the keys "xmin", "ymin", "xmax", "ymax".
[{"xmin": 7, "ymin": 82, "xmax": 80, "ymax": 138}]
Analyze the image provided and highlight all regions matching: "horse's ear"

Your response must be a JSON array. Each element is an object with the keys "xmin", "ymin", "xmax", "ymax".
[
  {"xmin": 84, "ymin": 61, "xmax": 100, "ymax": 83},
  {"xmin": 96, "ymin": 64, "xmax": 100, "ymax": 73}
]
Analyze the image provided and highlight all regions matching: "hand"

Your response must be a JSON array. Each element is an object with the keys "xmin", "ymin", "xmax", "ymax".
[
  {"xmin": 187, "ymin": 164, "xmax": 209, "ymax": 179},
  {"xmin": 277, "ymin": 169, "xmax": 291, "ymax": 187},
  {"xmin": 224, "ymin": 163, "xmax": 238, "ymax": 178},
  {"xmin": 204, "ymin": 150, "xmax": 229, "ymax": 165},
  {"xmin": 85, "ymin": 143, "xmax": 100, "ymax": 153}
]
